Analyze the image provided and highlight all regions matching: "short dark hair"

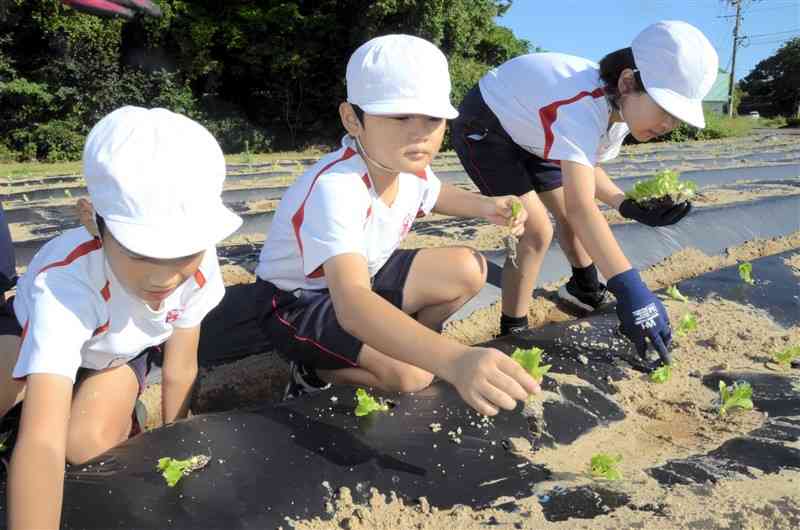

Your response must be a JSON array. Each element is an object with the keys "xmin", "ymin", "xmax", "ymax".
[
  {"xmin": 95, "ymin": 213, "xmax": 107, "ymax": 238},
  {"xmin": 351, "ymin": 104, "xmax": 365, "ymax": 125},
  {"xmin": 599, "ymin": 47, "xmax": 645, "ymax": 109}
]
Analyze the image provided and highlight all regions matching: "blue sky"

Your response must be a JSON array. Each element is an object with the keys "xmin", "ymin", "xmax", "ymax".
[{"xmin": 499, "ymin": 0, "xmax": 799, "ymax": 80}]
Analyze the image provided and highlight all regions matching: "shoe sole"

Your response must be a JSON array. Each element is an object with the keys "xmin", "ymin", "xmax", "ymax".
[{"xmin": 557, "ymin": 285, "xmax": 599, "ymax": 313}]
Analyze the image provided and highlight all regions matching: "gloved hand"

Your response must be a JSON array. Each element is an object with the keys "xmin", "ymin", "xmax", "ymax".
[
  {"xmin": 619, "ymin": 198, "xmax": 691, "ymax": 227},
  {"xmin": 62, "ymin": 0, "xmax": 162, "ymax": 18},
  {"xmin": 607, "ymin": 268, "xmax": 672, "ymax": 365}
]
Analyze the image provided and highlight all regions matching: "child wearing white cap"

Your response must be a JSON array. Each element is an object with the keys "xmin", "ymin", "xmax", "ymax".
[
  {"xmin": 256, "ymin": 34, "xmax": 540, "ymax": 413},
  {"xmin": 451, "ymin": 21, "xmax": 719, "ymax": 366},
  {"xmin": 0, "ymin": 106, "xmax": 241, "ymax": 529}
]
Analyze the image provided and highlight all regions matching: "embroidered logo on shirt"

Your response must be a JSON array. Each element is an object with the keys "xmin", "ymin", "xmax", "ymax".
[
  {"xmin": 166, "ymin": 309, "xmax": 184, "ymax": 324},
  {"xmin": 399, "ymin": 212, "xmax": 414, "ymax": 239}
]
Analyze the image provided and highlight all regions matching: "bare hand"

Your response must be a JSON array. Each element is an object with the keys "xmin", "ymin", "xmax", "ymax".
[
  {"xmin": 483, "ymin": 196, "xmax": 526, "ymax": 237},
  {"xmin": 446, "ymin": 347, "xmax": 540, "ymax": 416}
]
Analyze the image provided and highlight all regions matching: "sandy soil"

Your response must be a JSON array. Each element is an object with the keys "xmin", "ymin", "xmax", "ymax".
[
  {"xmin": 290, "ymin": 291, "xmax": 800, "ymax": 529},
  {"xmin": 444, "ymin": 231, "xmax": 800, "ymax": 346}
]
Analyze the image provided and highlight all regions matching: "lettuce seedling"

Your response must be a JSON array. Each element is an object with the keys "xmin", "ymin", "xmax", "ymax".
[
  {"xmin": 354, "ymin": 388, "xmax": 389, "ymax": 417},
  {"xmin": 738, "ymin": 262, "xmax": 755, "ymax": 285},
  {"xmin": 506, "ymin": 200, "xmax": 523, "ymax": 269},
  {"xmin": 718, "ymin": 380, "xmax": 754, "ymax": 416},
  {"xmin": 665, "ymin": 285, "xmax": 688, "ymax": 303},
  {"xmin": 589, "ymin": 453, "xmax": 623, "ymax": 481},
  {"xmin": 157, "ymin": 455, "xmax": 210, "ymax": 487},
  {"xmin": 676, "ymin": 313, "xmax": 698, "ymax": 337},
  {"xmin": 625, "ymin": 169, "xmax": 697, "ymax": 204},
  {"xmin": 649, "ymin": 364, "xmax": 672, "ymax": 384},
  {"xmin": 773, "ymin": 345, "xmax": 800, "ymax": 369},
  {"xmin": 511, "ymin": 347, "xmax": 552, "ymax": 383}
]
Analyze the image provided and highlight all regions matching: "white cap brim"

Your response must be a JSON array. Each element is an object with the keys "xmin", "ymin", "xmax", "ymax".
[
  {"xmin": 104, "ymin": 203, "xmax": 242, "ymax": 259},
  {"xmin": 646, "ymin": 86, "xmax": 706, "ymax": 129},
  {"xmin": 356, "ymin": 99, "xmax": 459, "ymax": 120}
]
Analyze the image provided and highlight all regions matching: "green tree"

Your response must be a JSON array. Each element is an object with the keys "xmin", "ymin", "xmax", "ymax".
[{"xmin": 739, "ymin": 38, "xmax": 800, "ymax": 117}]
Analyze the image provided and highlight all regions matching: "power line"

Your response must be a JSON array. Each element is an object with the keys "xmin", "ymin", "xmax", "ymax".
[{"xmin": 744, "ymin": 28, "xmax": 800, "ymax": 38}]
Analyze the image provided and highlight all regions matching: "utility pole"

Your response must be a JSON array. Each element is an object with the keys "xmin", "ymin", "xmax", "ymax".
[{"xmin": 728, "ymin": 0, "xmax": 742, "ymax": 117}]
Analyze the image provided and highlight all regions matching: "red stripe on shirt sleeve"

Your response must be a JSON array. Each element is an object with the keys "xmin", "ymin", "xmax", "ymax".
[
  {"xmin": 291, "ymin": 147, "xmax": 357, "ymax": 277},
  {"xmin": 539, "ymin": 88, "xmax": 604, "ymax": 161},
  {"xmin": 38, "ymin": 238, "xmax": 103, "ymax": 274}
]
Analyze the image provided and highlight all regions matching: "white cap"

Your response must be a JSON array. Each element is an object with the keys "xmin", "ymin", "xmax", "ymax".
[
  {"xmin": 632, "ymin": 21, "xmax": 719, "ymax": 128},
  {"xmin": 83, "ymin": 106, "xmax": 242, "ymax": 259},
  {"xmin": 346, "ymin": 34, "xmax": 459, "ymax": 120}
]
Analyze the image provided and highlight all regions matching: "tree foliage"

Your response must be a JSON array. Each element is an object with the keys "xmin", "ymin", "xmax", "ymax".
[
  {"xmin": 739, "ymin": 38, "xmax": 800, "ymax": 118},
  {"xmin": 0, "ymin": 0, "xmax": 530, "ymax": 159}
]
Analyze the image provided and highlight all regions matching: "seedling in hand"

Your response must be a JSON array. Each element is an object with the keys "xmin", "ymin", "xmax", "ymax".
[
  {"xmin": 738, "ymin": 262, "xmax": 755, "ymax": 285},
  {"xmin": 773, "ymin": 345, "xmax": 799, "ymax": 369},
  {"xmin": 157, "ymin": 455, "xmax": 210, "ymax": 487},
  {"xmin": 589, "ymin": 453, "xmax": 623, "ymax": 481},
  {"xmin": 354, "ymin": 388, "xmax": 389, "ymax": 417},
  {"xmin": 649, "ymin": 364, "xmax": 672, "ymax": 384},
  {"xmin": 625, "ymin": 169, "xmax": 697, "ymax": 208},
  {"xmin": 511, "ymin": 347, "xmax": 552, "ymax": 383},
  {"xmin": 676, "ymin": 313, "xmax": 698, "ymax": 337},
  {"xmin": 506, "ymin": 199, "xmax": 523, "ymax": 268},
  {"xmin": 718, "ymin": 380, "xmax": 754, "ymax": 416},
  {"xmin": 665, "ymin": 285, "xmax": 688, "ymax": 303}
]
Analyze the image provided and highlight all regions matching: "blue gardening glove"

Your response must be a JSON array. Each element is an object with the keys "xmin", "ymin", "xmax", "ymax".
[{"xmin": 607, "ymin": 268, "xmax": 672, "ymax": 365}]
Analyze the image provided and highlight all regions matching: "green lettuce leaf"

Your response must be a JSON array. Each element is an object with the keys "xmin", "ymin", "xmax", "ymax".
[
  {"xmin": 718, "ymin": 380, "xmax": 754, "ymax": 416},
  {"xmin": 625, "ymin": 169, "xmax": 697, "ymax": 203},
  {"xmin": 589, "ymin": 453, "xmax": 623, "ymax": 481},
  {"xmin": 354, "ymin": 388, "xmax": 389, "ymax": 417},
  {"xmin": 511, "ymin": 347, "xmax": 552, "ymax": 383}
]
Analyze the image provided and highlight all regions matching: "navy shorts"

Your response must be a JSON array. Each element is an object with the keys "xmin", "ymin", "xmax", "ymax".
[
  {"xmin": 451, "ymin": 85, "xmax": 563, "ymax": 197},
  {"xmin": 0, "ymin": 296, "xmax": 153, "ymax": 394},
  {"xmin": 258, "ymin": 249, "xmax": 419, "ymax": 370}
]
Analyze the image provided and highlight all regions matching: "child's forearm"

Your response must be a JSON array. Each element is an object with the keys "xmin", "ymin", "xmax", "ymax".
[
  {"xmin": 332, "ymin": 284, "xmax": 464, "ymax": 377},
  {"xmin": 161, "ymin": 369, "xmax": 197, "ymax": 423},
  {"xmin": 161, "ymin": 327, "xmax": 201, "ymax": 424},
  {"xmin": 8, "ymin": 441, "xmax": 65, "ymax": 530},
  {"xmin": 594, "ymin": 167, "xmax": 626, "ymax": 209},
  {"xmin": 563, "ymin": 162, "xmax": 631, "ymax": 279},
  {"xmin": 432, "ymin": 183, "xmax": 491, "ymax": 218}
]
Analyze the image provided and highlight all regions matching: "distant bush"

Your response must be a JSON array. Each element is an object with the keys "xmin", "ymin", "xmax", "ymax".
[
  {"xmin": 202, "ymin": 115, "xmax": 273, "ymax": 154},
  {"xmin": 661, "ymin": 111, "xmax": 755, "ymax": 142},
  {"xmin": 10, "ymin": 119, "xmax": 85, "ymax": 162},
  {"xmin": 757, "ymin": 116, "xmax": 788, "ymax": 128},
  {"xmin": 786, "ymin": 117, "xmax": 800, "ymax": 128},
  {"xmin": 0, "ymin": 142, "xmax": 17, "ymax": 163}
]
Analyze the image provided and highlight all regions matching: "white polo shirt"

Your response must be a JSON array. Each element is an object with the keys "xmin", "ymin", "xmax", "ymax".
[
  {"xmin": 12, "ymin": 227, "xmax": 224, "ymax": 382},
  {"xmin": 256, "ymin": 136, "xmax": 442, "ymax": 291},
  {"xmin": 479, "ymin": 52, "xmax": 630, "ymax": 167}
]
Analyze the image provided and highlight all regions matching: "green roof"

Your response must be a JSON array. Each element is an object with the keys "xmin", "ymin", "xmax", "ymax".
[{"xmin": 704, "ymin": 68, "xmax": 731, "ymax": 103}]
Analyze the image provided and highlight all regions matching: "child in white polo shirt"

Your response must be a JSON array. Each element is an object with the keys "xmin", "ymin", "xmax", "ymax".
[
  {"xmin": 451, "ymin": 21, "xmax": 719, "ymax": 366},
  {"xmin": 256, "ymin": 34, "xmax": 540, "ymax": 414},
  {"xmin": 0, "ymin": 106, "xmax": 241, "ymax": 529}
]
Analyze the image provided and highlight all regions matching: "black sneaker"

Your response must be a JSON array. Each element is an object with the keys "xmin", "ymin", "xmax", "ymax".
[
  {"xmin": 283, "ymin": 361, "xmax": 331, "ymax": 401},
  {"xmin": 557, "ymin": 277, "xmax": 611, "ymax": 312}
]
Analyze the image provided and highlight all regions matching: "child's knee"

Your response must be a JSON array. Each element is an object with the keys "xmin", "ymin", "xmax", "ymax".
[
  {"xmin": 520, "ymin": 220, "xmax": 554, "ymax": 250},
  {"xmin": 384, "ymin": 366, "xmax": 434, "ymax": 393},
  {"xmin": 66, "ymin": 421, "xmax": 129, "ymax": 464},
  {"xmin": 452, "ymin": 247, "xmax": 487, "ymax": 295}
]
